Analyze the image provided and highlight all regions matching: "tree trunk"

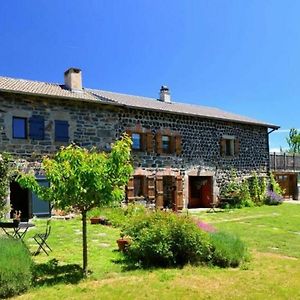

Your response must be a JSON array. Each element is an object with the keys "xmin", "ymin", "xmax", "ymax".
[{"xmin": 82, "ymin": 210, "xmax": 88, "ymax": 276}]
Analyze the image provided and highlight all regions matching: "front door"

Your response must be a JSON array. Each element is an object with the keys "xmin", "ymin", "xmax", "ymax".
[{"xmin": 188, "ymin": 176, "xmax": 213, "ymax": 208}]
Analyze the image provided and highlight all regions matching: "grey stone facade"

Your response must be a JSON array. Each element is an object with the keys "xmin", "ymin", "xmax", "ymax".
[{"xmin": 0, "ymin": 91, "xmax": 270, "ymax": 208}]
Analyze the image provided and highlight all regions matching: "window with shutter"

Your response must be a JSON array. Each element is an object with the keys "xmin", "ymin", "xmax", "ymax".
[
  {"xmin": 220, "ymin": 136, "xmax": 239, "ymax": 157},
  {"xmin": 29, "ymin": 115, "xmax": 44, "ymax": 140},
  {"xmin": 12, "ymin": 117, "xmax": 27, "ymax": 139},
  {"xmin": 55, "ymin": 120, "xmax": 69, "ymax": 142}
]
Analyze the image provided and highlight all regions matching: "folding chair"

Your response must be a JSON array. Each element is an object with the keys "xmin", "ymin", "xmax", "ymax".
[{"xmin": 34, "ymin": 219, "xmax": 52, "ymax": 256}]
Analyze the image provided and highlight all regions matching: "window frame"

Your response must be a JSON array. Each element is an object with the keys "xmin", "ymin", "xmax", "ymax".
[
  {"xmin": 161, "ymin": 135, "xmax": 171, "ymax": 154},
  {"xmin": 221, "ymin": 135, "xmax": 239, "ymax": 157},
  {"xmin": 12, "ymin": 116, "xmax": 27, "ymax": 139}
]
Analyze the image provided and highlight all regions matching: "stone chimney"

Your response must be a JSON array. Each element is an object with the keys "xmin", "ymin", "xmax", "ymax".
[
  {"xmin": 64, "ymin": 68, "xmax": 82, "ymax": 91},
  {"xmin": 159, "ymin": 85, "xmax": 171, "ymax": 103}
]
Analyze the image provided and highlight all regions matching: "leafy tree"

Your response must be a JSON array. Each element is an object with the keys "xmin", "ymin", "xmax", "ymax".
[
  {"xmin": 0, "ymin": 153, "xmax": 12, "ymax": 219},
  {"xmin": 17, "ymin": 134, "xmax": 133, "ymax": 276},
  {"xmin": 286, "ymin": 128, "xmax": 300, "ymax": 153}
]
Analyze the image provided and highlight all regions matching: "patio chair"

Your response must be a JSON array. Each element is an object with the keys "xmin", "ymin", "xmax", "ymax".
[{"xmin": 33, "ymin": 219, "xmax": 52, "ymax": 256}]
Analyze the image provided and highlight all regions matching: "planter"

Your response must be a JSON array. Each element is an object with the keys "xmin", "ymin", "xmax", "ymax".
[
  {"xmin": 13, "ymin": 219, "xmax": 20, "ymax": 226},
  {"xmin": 117, "ymin": 238, "xmax": 130, "ymax": 252},
  {"xmin": 90, "ymin": 217, "xmax": 101, "ymax": 224}
]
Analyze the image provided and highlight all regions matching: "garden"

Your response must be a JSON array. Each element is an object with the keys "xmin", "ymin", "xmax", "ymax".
[{"xmin": 0, "ymin": 137, "xmax": 299, "ymax": 299}]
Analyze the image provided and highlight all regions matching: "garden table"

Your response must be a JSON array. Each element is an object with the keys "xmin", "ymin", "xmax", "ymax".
[{"xmin": 0, "ymin": 222, "xmax": 35, "ymax": 240}]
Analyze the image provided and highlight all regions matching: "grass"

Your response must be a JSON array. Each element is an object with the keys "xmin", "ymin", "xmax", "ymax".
[{"xmin": 4, "ymin": 203, "xmax": 299, "ymax": 299}]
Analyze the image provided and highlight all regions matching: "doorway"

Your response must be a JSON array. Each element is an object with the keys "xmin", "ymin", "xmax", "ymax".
[
  {"xmin": 163, "ymin": 176, "xmax": 176, "ymax": 209},
  {"xmin": 10, "ymin": 181, "xmax": 31, "ymax": 221},
  {"xmin": 188, "ymin": 176, "xmax": 213, "ymax": 208}
]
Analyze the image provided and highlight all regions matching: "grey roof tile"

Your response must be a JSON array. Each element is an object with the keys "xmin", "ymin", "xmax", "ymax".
[{"xmin": 0, "ymin": 75, "xmax": 279, "ymax": 129}]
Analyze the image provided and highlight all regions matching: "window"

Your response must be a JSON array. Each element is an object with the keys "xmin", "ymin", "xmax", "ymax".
[
  {"xmin": 13, "ymin": 117, "xmax": 27, "ymax": 139},
  {"xmin": 29, "ymin": 115, "xmax": 44, "ymax": 140},
  {"xmin": 162, "ymin": 135, "xmax": 171, "ymax": 153},
  {"xmin": 220, "ymin": 136, "xmax": 239, "ymax": 157},
  {"xmin": 55, "ymin": 120, "xmax": 69, "ymax": 142},
  {"xmin": 132, "ymin": 133, "xmax": 142, "ymax": 150}
]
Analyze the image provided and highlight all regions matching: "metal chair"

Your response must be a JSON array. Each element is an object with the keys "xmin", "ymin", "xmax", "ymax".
[{"xmin": 33, "ymin": 219, "xmax": 52, "ymax": 256}]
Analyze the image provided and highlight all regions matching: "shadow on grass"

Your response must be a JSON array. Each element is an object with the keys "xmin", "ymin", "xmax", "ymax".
[{"xmin": 33, "ymin": 259, "xmax": 84, "ymax": 286}]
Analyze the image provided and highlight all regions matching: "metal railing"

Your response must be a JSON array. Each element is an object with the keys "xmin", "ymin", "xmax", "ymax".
[{"xmin": 270, "ymin": 153, "xmax": 300, "ymax": 172}]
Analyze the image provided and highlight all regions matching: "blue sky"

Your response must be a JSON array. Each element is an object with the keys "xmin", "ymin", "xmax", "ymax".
[{"xmin": 1, "ymin": 0, "xmax": 299, "ymax": 151}]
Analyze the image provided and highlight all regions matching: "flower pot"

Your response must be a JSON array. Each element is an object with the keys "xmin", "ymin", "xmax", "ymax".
[
  {"xmin": 13, "ymin": 219, "xmax": 20, "ymax": 226},
  {"xmin": 90, "ymin": 217, "xmax": 101, "ymax": 224},
  {"xmin": 117, "ymin": 238, "xmax": 129, "ymax": 252}
]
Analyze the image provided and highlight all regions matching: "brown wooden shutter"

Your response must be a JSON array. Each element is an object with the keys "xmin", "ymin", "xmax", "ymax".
[
  {"xmin": 170, "ymin": 135, "xmax": 176, "ymax": 153},
  {"xmin": 126, "ymin": 176, "xmax": 135, "ymax": 202},
  {"xmin": 125, "ymin": 129, "xmax": 132, "ymax": 138},
  {"xmin": 146, "ymin": 131, "xmax": 153, "ymax": 153},
  {"xmin": 155, "ymin": 176, "xmax": 164, "ymax": 209},
  {"xmin": 220, "ymin": 138, "xmax": 226, "ymax": 156},
  {"xmin": 147, "ymin": 176, "xmax": 155, "ymax": 201},
  {"xmin": 141, "ymin": 133, "xmax": 147, "ymax": 151},
  {"xmin": 234, "ymin": 139, "xmax": 240, "ymax": 156},
  {"xmin": 175, "ymin": 135, "xmax": 182, "ymax": 155},
  {"xmin": 156, "ymin": 132, "xmax": 163, "ymax": 154},
  {"xmin": 175, "ymin": 176, "xmax": 183, "ymax": 210}
]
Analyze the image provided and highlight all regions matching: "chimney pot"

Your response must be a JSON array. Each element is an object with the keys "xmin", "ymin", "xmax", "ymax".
[
  {"xmin": 64, "ymin": 67, "xmax": 82, "ymax": 91},
  {"xmin": 159, "ymin": 85, "xmax": 171, "ymax": 103}
]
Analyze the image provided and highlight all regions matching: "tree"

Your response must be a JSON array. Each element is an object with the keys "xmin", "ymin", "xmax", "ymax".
[
  {"xmin": 17, "ymin": 134, "xmax": 133, "ymax": 276},
  {"xmin": 286, "ymin": 128, "xmax": 300, "ymax": 153}
]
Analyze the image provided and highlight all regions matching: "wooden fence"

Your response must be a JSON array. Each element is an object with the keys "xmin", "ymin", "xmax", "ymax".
[{"xmin": 270, "ymin": 153, "xmax": 300, "ymax": 172}]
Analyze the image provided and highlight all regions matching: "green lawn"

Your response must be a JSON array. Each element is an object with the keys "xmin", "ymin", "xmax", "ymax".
[{"xmin": 10, "ymin": 203, "xmax": 300, "ymax": 299}]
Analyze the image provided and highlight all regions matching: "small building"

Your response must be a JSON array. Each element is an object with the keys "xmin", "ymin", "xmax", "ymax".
[{"xmin": 0, "ymin": 68, "xmax": 279, "ymax": 215}]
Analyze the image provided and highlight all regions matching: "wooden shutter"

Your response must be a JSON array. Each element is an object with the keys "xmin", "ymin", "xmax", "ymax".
[
  {"xmin": 170, "ymin": 135, "xmax": 176, "ymax": 153},
  {"xmin": 146, "ymin": 132, "xmax": 153, "ymax": 153},
  {"xmin": 55, "ymin": 120, "xmax": 69, "ymax": 142},
  {"xmin": 147, "ymin": 176, "xmax": 155, "ymax": 201},
  {"xmin": 141, "ymin": 133, "xmax": 147, "ymax": 151},
  {"xmin": 234, "ymin": 139, "xmax": 240, "ymax": 156},
  {"xmin": 220, "ymin": 138, "xmax": 226, "ymax": 156},
  {"xmin": 175, "ymin": 176, "xmax": 183, "ymax": 210},
  {"xmin": 29, "ymin": 115, "xmax": 44, "ymax": 140},
  {"xmin": 126, "ymin": 176, "xmax": 135, "ymax": 202},
  {"xmin": 175, "ymin": 135, "xmax": 182, "ymax": 155},
  {"xmin": 156, "ymin": 132, "xmax": 163, "ymax": 154},
  {"xmin": 155, "ymin": 176, "xmax": 164, "ymax": 209}
]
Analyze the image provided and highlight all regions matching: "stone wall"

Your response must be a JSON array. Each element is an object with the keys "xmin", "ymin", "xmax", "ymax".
[{"xmin": 0, "ymin": 92, "xmax": 270, "ymax": 207}]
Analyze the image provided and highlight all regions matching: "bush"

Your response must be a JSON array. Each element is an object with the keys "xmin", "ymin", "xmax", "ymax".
[
  {"xmin": 122, "ymin": 211, "xmax": 212, "ymax": 267},
  {"xmin": 0, "ymin": 237, "xmax": 33, "ymax": 298},
  {"xmin": 88, "ymin": 204, "xmax": 148, "ymax": 227},
  {"xmin": 209, "ymin": 231, "xmax": 249, "ymax": 267},
  {"xmin": 265, "ymin": 190, "xmax": 283, "ymax": 205}
]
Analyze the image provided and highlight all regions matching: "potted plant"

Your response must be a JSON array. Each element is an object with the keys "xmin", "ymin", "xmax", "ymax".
[
  {"xmin": 116, "ymin": 233, "xmax": 131, "ymax": 252},
  {"xmin": 13, "ymin": 210, "xmax": 21, "ymax": 226}
]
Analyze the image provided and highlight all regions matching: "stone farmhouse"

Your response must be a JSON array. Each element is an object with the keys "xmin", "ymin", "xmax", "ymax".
[{"xmin": 0, "ymin": 68, "xmax": 279, "ymax": 219}]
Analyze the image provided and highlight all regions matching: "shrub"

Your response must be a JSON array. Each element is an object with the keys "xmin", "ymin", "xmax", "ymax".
[
  {"xmin": 265, "ymin": 190, "xmax": 283, "ymax": 205},
  {"xmin": 122, "ymin": 211, "xmax": 212, "ymax": 267},
  {"xmin": 269, "ymin": 172, "xmax": 285, "ymax": 196},
  {"xmin": 0, "ymin": 237, "xmax": 33, "ymax": 298},
  {"xmin": 0, "ymin": 153, "xmax": 12, "ymax": 220},
  {"xmin": 248, "ymin": 172, "xmax": 267, "ymax": 205},
  {"xmin": 209, "ymin": 231, "xmax": 249, "ymax": 267}
]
